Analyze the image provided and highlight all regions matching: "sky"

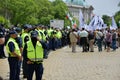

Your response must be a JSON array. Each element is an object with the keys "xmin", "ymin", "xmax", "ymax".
[{"xmin": 86, "ymin": 0, "xmax": 120, "ymax": 16}]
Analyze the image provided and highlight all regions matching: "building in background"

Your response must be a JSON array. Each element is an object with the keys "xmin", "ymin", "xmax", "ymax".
[{"xmin": 64, "ymin": 0, "xmax": 94, "ymax": 23}]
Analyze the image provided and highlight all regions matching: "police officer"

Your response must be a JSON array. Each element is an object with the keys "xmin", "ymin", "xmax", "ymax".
[
  {"xmin": 21, "ymin": 24, "xmax": 31, "ymax": 47},
  {"xmin": 0, "ymin": 24, "xmax": 6, "ymax": 58},
  {"xmin": 23, "ymin": 31, "xmax": 47, "ymax": 80},
  {"xmin": 6, "ymin": 30, "xmax": 22, "ymax": 80},
  {"xmin": 21, "ymin": 24, "xmax": 31, "ymax": 78},
  {"xmin": 15, "ymin": 27, "xmax": 23, "ymax": 79}
]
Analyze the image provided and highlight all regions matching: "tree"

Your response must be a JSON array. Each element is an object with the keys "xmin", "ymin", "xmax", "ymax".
[
  {"xmin": 0, "ymin": 0, "xmax": 69, "ymax": 27},
  {"xmin": 114, "ymin": 11, "xmax": 120, "ymax": 28},
  {"xmin": 0, "ymin": 16, "xmax": 10, "ymax": 28},
  {"xmin": 0, "ymin": 0, "xmax": 39, "ymax": 25},
  {"xmin": 118, "ymin": 2, "xmax": 120, "ymax": 7},
  {"xmin": 102, "ymin": 15, "xmax": 111, "ymax": 27},
  {"xmin": 52, "ymin": 0, "xmax": 68, "ymax": 19}
]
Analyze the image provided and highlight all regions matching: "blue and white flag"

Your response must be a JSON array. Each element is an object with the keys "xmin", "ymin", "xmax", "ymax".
[
  {"xmin": 102, "ymin": 24, "xmax": 107, "ymax": 29},
  {"xmin": 79, "ymin": 10, "xmax": 85, "ymax": 28},
  {"xmin": 88, "ymin": 15, "xmax": 96, "ymax": 31},
  {"xmin": 111, "ymin": 16, "xmax": 117, "ymax": 30},
  {"xmin": 96, "ymin": 16, "xmax": 104, "ymax": 30},
  {"xmin": 94, "ymin": 16, "xmax": 99, "ymax": 26}
]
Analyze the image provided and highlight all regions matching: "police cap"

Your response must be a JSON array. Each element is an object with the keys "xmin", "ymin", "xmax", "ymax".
[
  {"xmin": 23, "ymin": 24, "xmax": 32, "ymax": 29},
  {"xmin": 9, "ymin": 30, "xmax": 18, "ymax": 35},
  {"xmin": 30, "ymin": 31, "xmax": 38, "ymax": 37},
  {"xmin": 15, "ymin": 27, "xmax": 22, "ymax": 33}
]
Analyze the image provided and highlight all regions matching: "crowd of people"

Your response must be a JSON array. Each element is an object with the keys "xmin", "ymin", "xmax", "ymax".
[
  {"xmin": 0, "ymin": 23, "xmax": 120, "ymax": 80},
  {"xmin": 69, "ymin": 28, "xmax": 120, "ymax": 53}
]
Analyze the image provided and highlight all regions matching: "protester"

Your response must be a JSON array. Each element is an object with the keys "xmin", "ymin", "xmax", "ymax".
[
  {"xmin": 79, "ymin": 28, "xmax": 88, "ymax": 52},
  {"xmin": 88, "ymin": 31, "xmax": 95, "ymax": 52},
  {"xmin": 95, "ymin": 29, "xmax": 103, "ymax": 52},
  {"xmin": 69, "ymin": 29, "xmax": 78, "ymax": 53},
  {"xmin": 118, "ymin": 30, "xmax": 120, "ymax": 47},
  {"xmin": 111, "ymin": 29, "xmax": 117, "ymax": 51},
  {"xmin": 105, "ymin": 30, "xmax": 112, "ymax": 52}
]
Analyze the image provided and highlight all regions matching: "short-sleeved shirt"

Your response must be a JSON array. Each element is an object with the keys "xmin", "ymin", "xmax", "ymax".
[
  {"xmin": 8, "ymin": 42, "xmax": 15, "ymax": 52},
  {"xmin": 16, "ymin": 37, "xmax": 23, "ymax": 48},
  {"xmin": 79, "ymin": 30, "xmax": 88, "ymax": 37}
]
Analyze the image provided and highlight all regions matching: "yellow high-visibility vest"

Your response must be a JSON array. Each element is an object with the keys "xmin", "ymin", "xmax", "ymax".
[
  {"xmin": 6, "ymin": 38, "xmax": 21, "ymax": 57},
  {"xmin": 27, "ymin": 41, "xmax": 43, "ymax": 62},
  {"xmin": 21, "ymin": 32, "xmax": 30, "ymax": 47}
]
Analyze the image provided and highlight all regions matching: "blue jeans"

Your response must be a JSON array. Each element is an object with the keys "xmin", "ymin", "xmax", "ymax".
[
  {"xmin": 112, "ymin": 39, "xmax": 116, "ymax": 50},
  {"xmin": 97, "ymin": 39, "xmax": 102, "ymax": 52}
]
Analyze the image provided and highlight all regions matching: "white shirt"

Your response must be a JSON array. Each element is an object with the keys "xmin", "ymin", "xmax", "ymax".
[{"xmin": 79, "ymin": 30, "xmax": 88, "ymax": 37}]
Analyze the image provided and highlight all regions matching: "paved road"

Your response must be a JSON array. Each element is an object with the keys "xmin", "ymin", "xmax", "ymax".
[{"xmin": 0, "ymin": 46, "xmax": 120, "ymax": 80}]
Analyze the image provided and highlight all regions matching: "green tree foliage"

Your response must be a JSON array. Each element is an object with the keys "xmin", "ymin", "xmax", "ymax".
[
  {"xmin": 118, "ymin": 2, "xmax": 120, "ymax": 7},
  {"xmin": 0, "ymin": 0, "xmax": 69, "ymax": 27},
  {"xmin": 52, "ymin": 0, "xmax": 68, "ymax": 19},
  {"xmin": 114, "ymin": 11, "xmax": 120, "ymax": 27},
  {"xmin": 0, "ymin": 16, "xmax": 10, "ymax": 28},
  {"xmin": 102, "ymin": 15, "xmax": 111, "ymax": 27}
]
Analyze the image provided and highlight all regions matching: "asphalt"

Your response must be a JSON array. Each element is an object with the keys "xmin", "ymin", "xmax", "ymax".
[{"xmin": 0, "ymin": 46, "xmax": 120, "ymax": 80}]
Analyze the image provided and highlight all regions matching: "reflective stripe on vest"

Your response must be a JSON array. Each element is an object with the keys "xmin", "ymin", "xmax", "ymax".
[
  {"xmin": 21, "ymin": 32, "xmax": 30, "ymax": 47},
  {"xmin": 6, "ymin": 38, "xmax": 21, "ymax": 57},
  {"xmin": 27, "ymin": 41, "xmax": 43, "ymax": 61},
  {"xmin": 35, "ymin": 29, "xmax": 42, "ymax": 40},
  {"xmin": 39, "ymin": 30, "xmax": 46, "ymax": 41}
]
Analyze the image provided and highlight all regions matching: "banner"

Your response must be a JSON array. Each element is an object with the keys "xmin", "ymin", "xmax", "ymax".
[{"xmin": 79, "ymin": 10, "xmax": 84, "ymax": 28}]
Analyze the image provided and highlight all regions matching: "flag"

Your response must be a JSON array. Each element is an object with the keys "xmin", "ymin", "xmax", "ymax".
[
  {"xmin": 79, "ymin": 10, "xmax": 84, "ymax": 28},
  {"xmin": 102, "ymin": 24, "xmax": 107, "ymax": 29},
  {"xmin": 111, "ymin": 16, "xmax": 117, "ymax": 30},
  {"xmin": 72, "ymin": 20, "xmax": 77, "ymax": 28},
  {"xmin": 99, "ymin": 16, "xmax": 104, "ymax": 29},
  {"xmin": 86, "ymin": 25, "xmax": 94, "ymax": 31},
  {"xmin": 66, "ymin": 13, "xmax": 72, "ymax": 21},
  {"xmin": 93, "ymin": 16, "xmax": 99, "ymax": 26},
  {"xmin": 89, "ymin": 15, "xmax": 105, "ymax": 30},
  {"xmin": 95, "ymin": 16, "xmax": 104, "ymax": 30},
  {"xmin": 89, "ymin": 15, "xmax": 96, "ymax": 30}
]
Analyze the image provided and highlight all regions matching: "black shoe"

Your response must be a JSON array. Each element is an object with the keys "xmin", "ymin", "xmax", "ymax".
[
  {"xmin": 44, "ymin": 56, "xmax": 48, "ymax": 59},
  {"xmin": 0, "ymin": 56, "xmax": 6, "ymax": 59},
  {"xmin": 82, "ymin": 51, "xmax": 84, "ymax": 52},
  {"xmin": 90, "ymin": 51, "xmax": 94, "ymax": 52},
  {"xmin": 23, "ymin": 75, "xmax": 27, "ymax": 78},
  {"xmin": 53, "ymin": 49, "xmax": 56, "ymax": 51}
]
